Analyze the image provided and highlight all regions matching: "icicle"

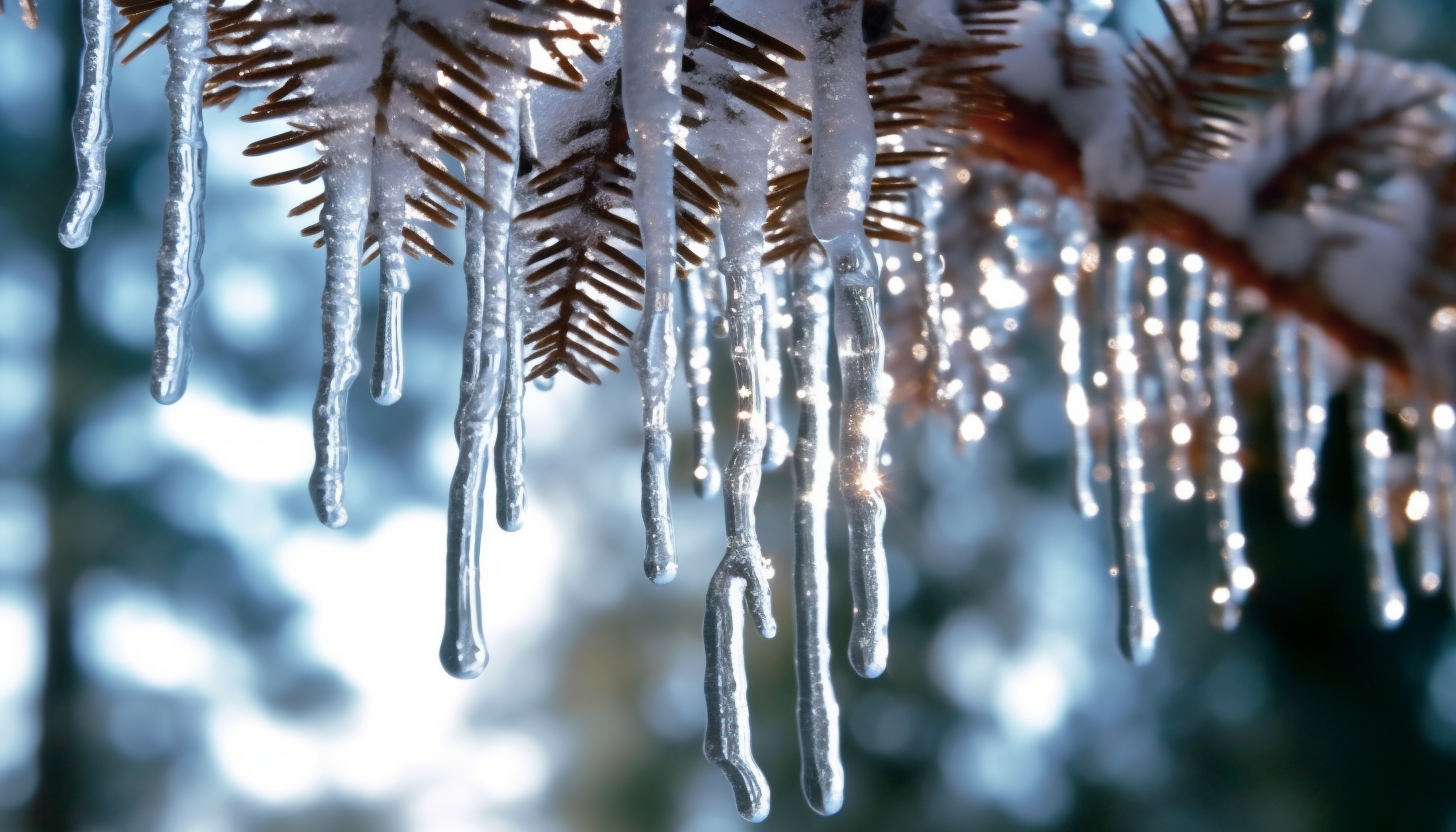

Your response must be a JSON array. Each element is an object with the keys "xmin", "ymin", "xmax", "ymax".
[
  {"xmin": 1433, "ymin": 403, "xmax": 1456, "ymax": 608},
  {"xmin": 308, "ymin": 160, "xmax": 371, "ymax": 528},
  {"xmin": 912, "ymin": 181, "xmax": 961, "ymax": 418},
  {"xmin": 495, "ymin": 240, "xmax": 527, "ymax": 533},
  {"xmin": 1106, "ymin": 241, "xmax": 1158, "ymax": 665},
  {"xmin": 1056, "ymin": 232, "xmax": 1099, "ymax": 519},
  {"xmin": 1205, "ymin": 271, "xmax": 1254, "ymax": 630},
  {"xmin": 1178, "ymin": 253, "xmax": 1209, "ymax": 414},
  {"xmin": 1353, "ymin": 362, "xmax": 1407, "ymax": 629},
  {"xmin": 1144, "ymin": 247, "xmax": 1195, "ymax": 503},
  {"xmin": 150, "ymin": 0, "xmax": 209, "ymax": 405},
  {"xmin": 370, "ymin": 191, "xmax": 409, "ymax": 405},
  {"xmin": 621, "ymin": 0, "xmax": 688, "ymax": 585},
  {"xmin": 1273, "ymin": 315, "xmax": 1312, "ymax": 523},
  {"xmin": 787, "ymin": 251, "xmax": 844, "ymax": 816},
  {"xmin": 807, "ymin": 0, "xmax": 889, "ymax": 679},
  {"xmin": 761, "ymin": 264, "xmax": 791, "ymax": 470},
  {"xmin": 1413, "ymin": 414, "xmax": 1442, "ymax": 594},
  {"xmin": 703, "ymin": 177, "xmax": 776, "ymax": 825},
  {"xmin": 58, "ymin": 0, "xmax": 114, "ymax": 249},
  {"xmin": 681, "ymin": 264, "xmax": 721, "ymax": 498},
  {"xmin": 441, "ymin": 103, "xmax": 522, "ymax": 678}
]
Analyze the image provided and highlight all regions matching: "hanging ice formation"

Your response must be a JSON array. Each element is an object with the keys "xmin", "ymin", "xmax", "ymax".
[{"xmin": 27, "ymin": 0, "xmax": 1456, "ymax": 820}]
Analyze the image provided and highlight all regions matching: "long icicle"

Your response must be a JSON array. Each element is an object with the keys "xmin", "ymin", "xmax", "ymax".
[
  {"xmin": 1206, "ymin": 270, "xmax": 1254, "ymax": 629},
  {"xmin": 1354, "ymin": 362, "xmax": 1407, "ymax": 629},
  {"xmin": 761, "ymin": 264, "xmax": 791, "ymax": 470},
  {"xmin": 1145, "ymin": 247, "xmax": 1196, "ymax": 504},
  {"xmin": 441, "ymin": 132, "xmax": 518, "ymax": 678},
  {"xmin": 703, "ymin": 177, "xmax": 777, "ymax": 825},
  {"xmin": 788, "ymin": 250, "xmax": 844, "ymax": 817},
  {"xmin": 621, "ymin": 0, "xmax": 687, "ymax": 584},
  {"xmin": 681, "ymin": 263, "xmax": 722, "ymax": 498},
  {"xmin": 1056, "ymin": 229, "xmax": 1099, "ymax": 519},
  {"xmin": 308, "ymin": 156, "xmax": 371, "ymax": 527},
  {"xmin": 150, "ymin": 0, "xmax": 209, "ymax": 405},
  {"xmin": 495, "ymin": 233, "xmax": 527, "ymax": 532},
  {"xmin": 1107, "ymin": 241, "xmax": 1158, "ymax": 665},
  {"xmin": 58, "ymin": 0, "xmax": 115, "ymax": 249},
  {"xmin": 807, "ymin": 0, "xmax": 889, "ymax": 679}
]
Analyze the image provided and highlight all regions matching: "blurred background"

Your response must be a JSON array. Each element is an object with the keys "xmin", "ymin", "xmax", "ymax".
[{"xmin": 3, "ymin": 1, "xmax": 1456, "ymax": 830}]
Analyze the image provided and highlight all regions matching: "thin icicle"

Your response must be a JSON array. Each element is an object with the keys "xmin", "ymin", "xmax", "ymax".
[
  {"xmin": 150, "ymin": 0, "xmax": 209, "ymax": 405},
  {"xmin": 1273, "ymin": 315, "xmax": 1312, "ymax": 523},
  {"xmin": 912, "ymin": 181, "xmax": 961, "ymax": 417},
  {"xmin": 441, "ymin": 139, "xmax": 518, "ymax": 678},
  {"xmin": 1106, "ymin": 241, "xmax": 1158, "ymax": 665},
  {"xmin": 1433, "ymin": 403, "xmax": 1456, "ymax": 609},
  {"xmin": 1205, "ymin": 271, "xmax": 1254, "ymax": 630},
  {"xmin": 1353, "ymin": 362, "xmax": 1407, "ymax": 629},
  {"xmin": 681, "ymin": 264, "xmax": 721, "ymax": 498},
  {"xmin": 495, "ymin": 240, "xmax": 527, "ymax": 533},
  {"xmin": 308, "ymin": 159, "xmax": 371, "ymax": 528},
  {"xmin": 703, "ymin": 179, "xmax": 777, "ymax": 825},
  {"xmin": 1413, "ymin": 414, "xmax": 1442, "ymax": 594},
  {"xmin": 621, "ymin": 0, "xmax": 687, "ymax": 585},
  {"xmin": 761, "ymin": 264, "xmax": 791, "ymax": 471},
  {"xmin": 1055, "ymin": 231, "xmax": 1099, "ymax": 519},
  {"xmin": 1178, "ymin": 253, "xmax": 1209, "ymax": 414},
  {"xmin": 1144, "ymin": 247, "xmax": 1195, "ymax": 503},
  {"xmin": 370, "ymin": 191, "xmax": 409, "ymax": 405},
  {"xmin": 807, "ymin": 0, "xmax": 889, "ymax": 679},
  {"xmin": 59, "ymin": 0, "xmax": 114, "ymax": 249},
  {"xmin": 787, "ymin": 251, "xmax": 844, "ymax": 816}
]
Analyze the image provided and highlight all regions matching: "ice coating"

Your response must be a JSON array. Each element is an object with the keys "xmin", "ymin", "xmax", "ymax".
[
  {"xmin": 761, "ymin": 265, "xmax": 791, "ymax": 471},
  {"xmin": 703, "ymin": 159, "xmax": 777, "ymax": 825},
  {"xmin": 1107, "ymin": 241, "xmax": 1157, "ymax": 665},
  {"xmin": 1144, "ymin": 248, "xmax": 1194, "ymax": 504},
  {"xmin": 308, "ymin": 154, "xmax": 371, "ymax": 529},
  {"xmin": 442, "ymin": 146, "xmax": 517, "ymax": 680},
  {"xmin": 1206, "ymin": 271, "xmax": 1254, "ymax": 630},
  {"xmin": 1353, "ymin": 362, "xmax": 1407, "ymax": 629},
  {"xmin": 787, "ymin": 252, "xmax": 844, "ymax": 816},
  {"xmin": 150, "ymin": 0, "xmax": 209, "ymax": 406},
  {"xmin": 58, "ymin": 0, "xmax": 114, "ymax": 250},
  {"xmin": 370, "ymin": 188, "xmax": 409, "ymax": 406},
  {"xmin": 1055, "ymin": 232, "xmax": 1098, "ymax": 519},
  {"xmin": 681, "ymin": 264, "xmax": 722, "ymax": 499},
  {"xmin": 806, "ymin": 0, "xmax": 889, "ymax": 679},
  {"xmin": 621, "ymin": 0, "xmax": 687, "ymax": 585}
]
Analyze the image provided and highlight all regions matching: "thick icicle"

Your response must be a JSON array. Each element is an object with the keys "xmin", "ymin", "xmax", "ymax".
[
  {"xmin": 150, "ymin": 0, "xmax": 209, "ymax": 405},
  {"xmin": 441, "ymin": 105, "xmax": 521, "ymax": 678},
  {"xmin": 1144, "ymin": 248, "xmax": 1195, "ymax": 503},
  {"xmin": 788, "ymin": 252, "xmax": 844, "ymax": 816},
  {"xmin": 680, "ymin": 264, "xmax": 722, "ymax": 498},
  {"xmin": 370, "ymin": 192, "xmax": 409, "ymax": 405},
  {"xmin": 703, "ymin": 173, "xmax": 777, "ymax": 825},
  {"xmin": 58, "ymin": 0, "xmax": 114, "ymax": 249},
  {"xmin": 1056, "ymin": 233, "xmax": 1099, "ymax": 519},
  {"xmin": 807, "ymin": 0, "xmax": 889, "ymax": 679},
  {"xmin": 308, "ymin": 160, "xmax": 371, "ymax": 528},
  {"xmin": 1205, "ymin": 271, "xmax": 1255, "ymax": 630},
  {"xmin": 1353, "ymin": 362, "xmax": 1407, "ymax": 629},
  {"xmin": 495, "ymin": 238, "xmax": 527, "ymax": 533},
  {"xmin": 1106, "ymin": 242, "xmax": 1158, "ymax": 665},
  {"xmin": 761, "ymin": 265, "xmax": 791, "ymax": 471},
  {"xmin": 621, "ymin": 0, "xmax": 687, "ymax": 584}
]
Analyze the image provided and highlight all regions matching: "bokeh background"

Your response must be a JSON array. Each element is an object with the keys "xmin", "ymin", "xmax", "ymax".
[{"xmin": 4, "ymin": 1, "xmax": 1456, "ymax": 830}]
